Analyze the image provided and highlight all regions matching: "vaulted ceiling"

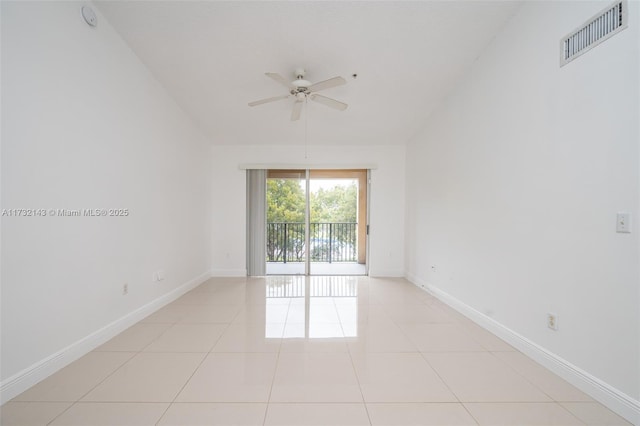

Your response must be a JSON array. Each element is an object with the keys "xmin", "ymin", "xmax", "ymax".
[{"xmin": 96, "ymin": 1, "xmax": 520, "ymax": 146}]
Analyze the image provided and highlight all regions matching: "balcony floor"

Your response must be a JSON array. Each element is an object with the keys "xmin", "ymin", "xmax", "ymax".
[{"xmin": 266, "ymin": 262, "xmax": 366, "ymax": 276}]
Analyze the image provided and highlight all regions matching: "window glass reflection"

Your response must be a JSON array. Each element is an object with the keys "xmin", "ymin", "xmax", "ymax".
[{"xmin": 265, "ymin": 276, "xmax": 358, "ymax": 339}]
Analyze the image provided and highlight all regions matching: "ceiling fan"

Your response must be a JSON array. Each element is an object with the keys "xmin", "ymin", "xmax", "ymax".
[{"xmin": 248, "ymin": 68, "xmax": 348, "ymax": 121}]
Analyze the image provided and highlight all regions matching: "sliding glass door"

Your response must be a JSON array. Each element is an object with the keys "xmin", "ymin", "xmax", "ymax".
[
  {"xmin": 265, "ymin": 169, "xmax": 367, "ymax": 276},
  {"xmin": 265, "ymin": 170, "xmax": 307, "ymax": 275},
  {"xmin": 309, "ymin": 170, "xmax": 367, "ymax": 276}
]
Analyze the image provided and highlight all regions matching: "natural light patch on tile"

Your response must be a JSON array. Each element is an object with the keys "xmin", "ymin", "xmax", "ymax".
[
  {"xmin": 265, "ymin": 276, "xmax": 305, "ymax": 298},
  {"xmin": 309, "ymin": 323, "xmax": 344, "ymax": 339}
]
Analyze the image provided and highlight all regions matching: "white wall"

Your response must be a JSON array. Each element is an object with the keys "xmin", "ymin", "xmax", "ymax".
[
  {"xmin": 1, "ymin": 1, "xmax": 212, "ymax": 400},
  {"xmin": 405, "ymin": 0, "xmax": 639, "ymax": 418},
  {"xmin": 211, "ymin": 144, "xmax": 405, "ymax": 277}
]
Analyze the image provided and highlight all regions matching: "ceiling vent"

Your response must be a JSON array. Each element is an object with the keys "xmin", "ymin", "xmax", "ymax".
[{"xmin": 560, "ymin": 0, "xmax": 628, "ymax": 66}]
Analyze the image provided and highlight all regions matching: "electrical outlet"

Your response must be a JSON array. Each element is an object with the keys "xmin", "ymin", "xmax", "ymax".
[
  {"xmin": 122, "ymin": 283, "xmax": 128, "ymax": 295},
  {"xmin": 547, "ymin": 313, "xmax": 558, "ymax": 330}
]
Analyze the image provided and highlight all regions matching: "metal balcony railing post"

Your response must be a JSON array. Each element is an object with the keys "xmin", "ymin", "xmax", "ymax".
[
  {"xmin": 267, "ymin": 222, "xmax": 357, "ymax": 264},
  {"xmin": 328, "ymin": 223, "xmax": 333, "ymax": 263},
  {"xmin": 283, "ymin": 223, "xmax": 287, "ymax": 264}
]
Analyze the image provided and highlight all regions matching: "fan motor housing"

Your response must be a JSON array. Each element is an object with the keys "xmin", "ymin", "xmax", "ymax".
[{"xmin": 292, "ymin": 79, "xmax": 311, "ymax": 92}]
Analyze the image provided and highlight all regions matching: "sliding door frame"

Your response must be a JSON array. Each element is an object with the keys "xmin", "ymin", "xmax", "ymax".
[
  {"xmin": 305, "ymin": 169, "xmax": 311, "ymax": 275},
  {"xmin": 264, "ymin": 168, "xmax": 369, "ymax": 276}
]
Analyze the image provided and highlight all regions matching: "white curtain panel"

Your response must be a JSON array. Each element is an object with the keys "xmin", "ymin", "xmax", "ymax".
[{"xmin": 246, "ymin": 169, "xmax": 266, "ymax": 276}]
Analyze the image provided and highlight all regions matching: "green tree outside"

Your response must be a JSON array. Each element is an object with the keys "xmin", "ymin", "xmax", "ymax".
[
  {"xmin": 266, "ymin": 179, "xmax": 305, "ymax": 223},
  {"xmin": 310, "ymin": 184, "xmax": 357, "ymax": 223},
  {"xmin": 266, "ymin": 178, "xmax": 358, "ymax": 262},
  {"xmin": 267, "ymin": 178, "xmax": 357, "ymax": 223}
]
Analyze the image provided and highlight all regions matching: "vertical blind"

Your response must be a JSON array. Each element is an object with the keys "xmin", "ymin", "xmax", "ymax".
[{"xmin": 246, "ymin": 169, "xmax": 266, "ymax": 276}]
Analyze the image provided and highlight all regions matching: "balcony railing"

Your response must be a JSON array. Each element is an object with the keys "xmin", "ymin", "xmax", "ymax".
[{"xmin": 267, "ymin": 222, "xmax": 357, "ymax": 263}]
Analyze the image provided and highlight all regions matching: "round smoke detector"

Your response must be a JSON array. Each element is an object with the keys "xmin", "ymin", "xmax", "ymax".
[{"xmin": 81, "ymin": 6, "xmax": 98, "ymax": 27}]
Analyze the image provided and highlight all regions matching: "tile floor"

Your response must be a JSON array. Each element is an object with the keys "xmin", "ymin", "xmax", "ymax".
[{"xmin": 1, "ymin": 276, "xmax": 632, "ymax": 425}]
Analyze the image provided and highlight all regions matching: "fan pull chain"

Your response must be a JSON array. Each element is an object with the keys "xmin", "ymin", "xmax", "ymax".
[{"xmin": 304, "ymin": 97, "xmax": 309, "ymax": 160}]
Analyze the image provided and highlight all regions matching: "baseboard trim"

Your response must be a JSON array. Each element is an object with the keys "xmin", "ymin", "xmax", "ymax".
[
  {"xmin": 209, "ymin": 268, "xmax": 247, "ymax": 277},
  {"xmin": 0, "ymin": 270, "xmax": 211, "ymax": 405},
  {"xmin": 405, "ymin": 274, "xmax": 640, "ymax": 425}
]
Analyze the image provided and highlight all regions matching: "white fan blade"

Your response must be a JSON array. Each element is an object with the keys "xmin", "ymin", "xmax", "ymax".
[
  {"xmin": 308, "ymin": 76, "xmax": 346, "ymax": 93},
  {"xmin": 248, "ymin": 95, "xmax": 289, "ymax": 107},
  {"xmin": 266, "ymin": 72, "xmax": 295, "ymax": 90},
  {"xmin": 291, "ymin": 100, "xmax": 303, "ymax": 121},
  {"xmin": 309, "ymin": 94, "xmax": 348, "ymax": 111}
]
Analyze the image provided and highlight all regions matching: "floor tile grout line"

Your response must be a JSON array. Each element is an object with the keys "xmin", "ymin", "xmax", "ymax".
[
  {"xmin": 456, "ymin": 321, "xmax": 506, "ymax": 352},
  {"xmin": 152, "ymin": 352, "xmax": 206, "ymax": 426},
  {"xmin": 489, "ymin": 350, "xmax": 594, "ymax": 404},
  {"xmin": 77, "ymin": 352, "xmax": 139, "ymax": 400},
  {"xmin": 478, "ymin": 350, "xmax": 584, "ymax": 423},
  {"xmin": 42, "ymin": 350, "xmax": 139, "ymax": 425},
  {"xmin": 485, "ymin": 350, "xmax": 559, "ymax": 403},
  {"xmin": 80, "ymin": 301, "xmax": 189, "ymax": 397},
  {"xmin": 460, "ymin": 401, "xmax": 590, "ymax": 426},
  {"xmin": 154, "ymin": 296, "xmax": 237, "ymax": 426},
  {"xmin": 262, "ymin": 296, "xmax": 289, "ymax": 426},
  {"xmin": 263, "ymin": 351, "xmax": 282, "ymax": 426},
  {"xmin": 45, "ymin": 401, "xmax": 76, "ymax": 426},
  {"xmin": 416, "ymin": 351, "xmax": 466, "ymax": 405},
  {"xmin": 558, "ymin": 401, "xmax": 625, "ymax": 425},
  {"xmin": 344, "ymin": 336, "xmax": 373, "ymax": 426},
  {"xmin": 404, "ymin": 320, "xmax": 485, "ymax": 426},
  {"xmin": 458, "ymin": 402, "xmax": 481, "ymax": 425},
  {"xmin": 385, "ymin": 304, "xmax": 421, "ymax": 353},
  {"xmin": 135, "ymin": 322, "xmax": 178, "ymax": 353}
]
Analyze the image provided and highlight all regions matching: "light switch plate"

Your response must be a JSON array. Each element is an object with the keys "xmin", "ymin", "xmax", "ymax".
[{"xmin": 616, "ymin": 212, "xmax": 631, "ymax": 233}]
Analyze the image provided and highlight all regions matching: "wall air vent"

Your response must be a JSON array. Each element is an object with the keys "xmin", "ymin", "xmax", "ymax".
[{"xmin": 560, "ymin": 0, "xmax": 628, "ymax": 66}]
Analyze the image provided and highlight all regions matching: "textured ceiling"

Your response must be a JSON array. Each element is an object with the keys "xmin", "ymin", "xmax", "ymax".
[{"xmin": 96, "ymin": 1, "xmax": 520, "ymax": 145}]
